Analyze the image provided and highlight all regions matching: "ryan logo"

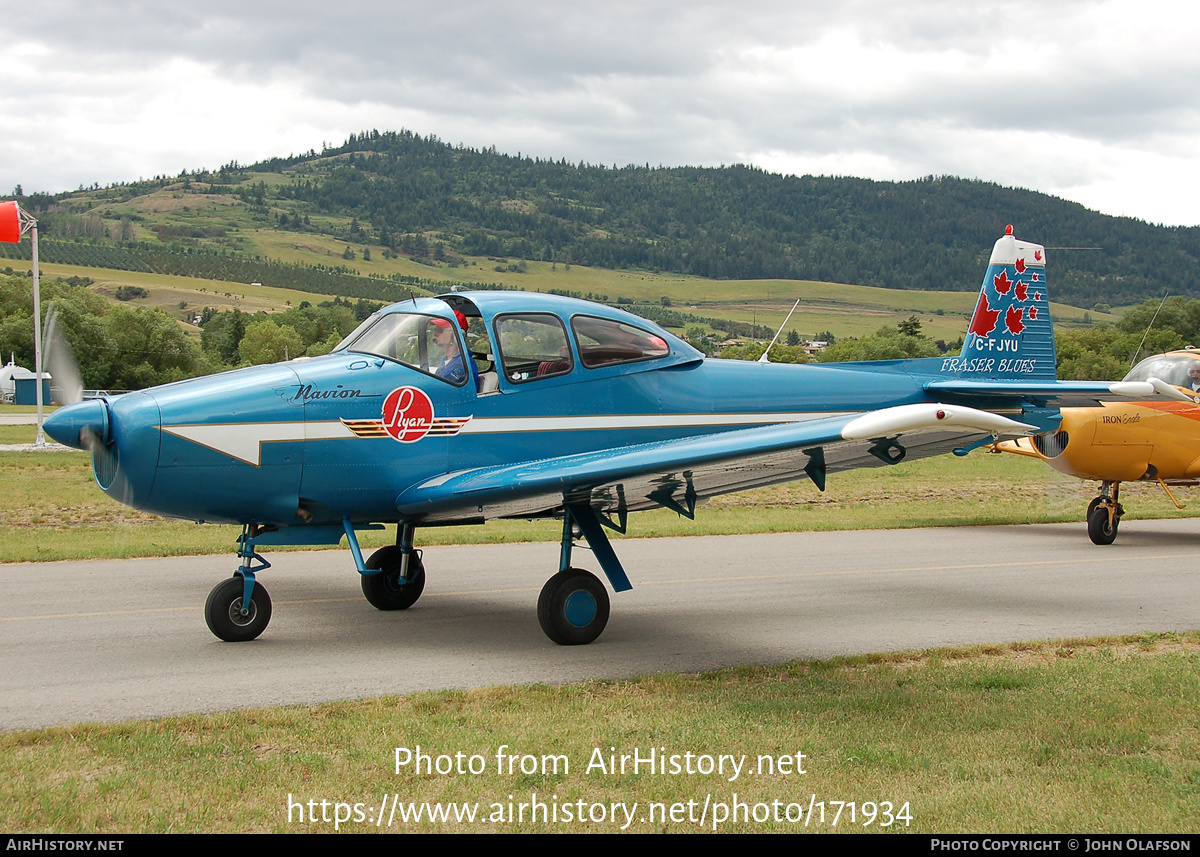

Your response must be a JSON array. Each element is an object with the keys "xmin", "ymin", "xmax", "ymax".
[
  {"xmin": 340, "ymin": 386, "xmax": 472, "ymax": 442},
  {"xmin": 383, "ymin": 386, "xmax": 434, "ymax": 442}
]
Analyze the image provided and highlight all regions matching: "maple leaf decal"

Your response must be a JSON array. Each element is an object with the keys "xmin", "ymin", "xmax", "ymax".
[
  {"xmin": 1005, "ymin": 305, "xmax": 1026, "ymax": 335},
  {"xmin": 1034, "ymin": 291, "xmax": 1043, "ymax": 302},
  {"xmin": 1035, "ymin": 250, "xmax": 1043, "ymax": 261},
  {"xmin": 1015, "ymin": 258, "xmax": 1026, "ymax": 274},
  {"xmin": 1015, "ymin": 280, "xmax": 1029, "ymax": 301},
  {"xmin": 969, "ymin": 292, "xmax": 1000, "ymax": 337},
  {"xmin": 993, "ymin": 270, "xmax": 1012, "ymax": 294},
  {"xmin": 1032, "ymin": 272, "xmax": 1039, "ymax": 282},
  {"xmin": 1029, "ymin": 306, "xmax": 1039, "ymax": 320}
]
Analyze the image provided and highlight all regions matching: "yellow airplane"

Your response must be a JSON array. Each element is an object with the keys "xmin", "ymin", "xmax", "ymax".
[{"xmin": 997, "ymin": 349, "xmax": 1200, "ymax": 544}]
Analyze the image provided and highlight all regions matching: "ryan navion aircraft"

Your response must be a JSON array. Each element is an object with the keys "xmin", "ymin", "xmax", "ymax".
[{"xmin": 43, "ymin": 227, "xmax": 1140, "ymax": 645}]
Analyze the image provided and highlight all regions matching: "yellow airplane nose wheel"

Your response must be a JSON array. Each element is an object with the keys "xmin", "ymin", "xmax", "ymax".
[{"xmin": 1086, "ymin": 489, "xmax": 1122, "ymax": 546}]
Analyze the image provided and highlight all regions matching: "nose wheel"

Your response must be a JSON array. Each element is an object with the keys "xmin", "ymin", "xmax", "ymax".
[
  {"xmin": 205, "ymin": 575, "xmax": 272, "ymax": 642},
  {"xmin": 1086, "ymin": 484, "xmax": 1122, "ymax": 546}
]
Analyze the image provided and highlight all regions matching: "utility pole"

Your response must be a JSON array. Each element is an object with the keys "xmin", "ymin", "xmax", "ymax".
[{"xmin": 0, "ymin": 200, "xmax": 45, "ymax": 445}]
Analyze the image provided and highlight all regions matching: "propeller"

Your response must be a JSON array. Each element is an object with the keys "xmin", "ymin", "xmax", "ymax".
[
  {"xmin": 42, "ymin": 304, "xmax": 83, "ymax": 407},
  {"xmin": 39, "ymin": 306, "xmax": 132, "ymax": 507},
  {"xmin": 41, "ymin": 304, "xmax": 109, "ymax": 453}
]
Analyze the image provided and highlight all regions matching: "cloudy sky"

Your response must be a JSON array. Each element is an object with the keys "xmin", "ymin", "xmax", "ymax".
[{"xmin": 3, "ymin": 0, "xmax": 1199, "ymax": 225}]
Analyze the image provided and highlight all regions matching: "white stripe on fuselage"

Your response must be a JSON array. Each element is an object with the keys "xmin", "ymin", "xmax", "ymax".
[
  {"xmin": 459, "ymin": 412, "xmax": 849, "ymax": 434},
  {"xmin": 161, "ymin": 411, "xmax": 851, "ymax": 466}
]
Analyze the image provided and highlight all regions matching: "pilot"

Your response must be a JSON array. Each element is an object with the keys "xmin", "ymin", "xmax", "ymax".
[
  {"xmin": 431, "ymin": 311, "xmax": 481, "ymax": 390},
  {"xmin": 1189, "ymin": 364, "xmax": 1200, "ymax": 392}
]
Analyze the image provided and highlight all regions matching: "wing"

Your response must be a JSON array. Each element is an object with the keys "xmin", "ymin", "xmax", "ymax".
[{"xmin": 394, "ymin": 403, "xmax": 1033, "ymax": 523}]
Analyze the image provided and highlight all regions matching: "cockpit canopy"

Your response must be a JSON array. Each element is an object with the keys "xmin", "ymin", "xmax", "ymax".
[
  {"xmin": 333, "ymin": 292, "xmax": 698, "ymax": 390},
  {"xmin": 1123, "ymin": 351, "xmax": 1200, "ymax": 388}
]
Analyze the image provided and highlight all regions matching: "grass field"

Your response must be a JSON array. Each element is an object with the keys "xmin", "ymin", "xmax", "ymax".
[
  {"xmin": 4, "ymin": 259, "xmax": 325, "ymax": 326},
  {"xmin": 2, "ymin": 633, "xmax": 1196, "ymax": 832}
]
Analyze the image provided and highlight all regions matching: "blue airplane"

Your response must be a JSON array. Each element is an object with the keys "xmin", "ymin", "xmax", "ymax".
[{"xmin": 43, "ymin": 227, "xmax": 1132, "ymax": 645}]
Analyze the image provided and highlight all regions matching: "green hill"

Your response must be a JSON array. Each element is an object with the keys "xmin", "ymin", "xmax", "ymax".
[{"xmin": 5, "ymin": 129, "xmax": 1199, "ymax": 309}]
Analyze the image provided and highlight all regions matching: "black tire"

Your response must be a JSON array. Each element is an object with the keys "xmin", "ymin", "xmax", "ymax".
[
  {"xmin": 1087, "ymin": 496, "xmax": 1103, "ymax": 520},
  {"xmin": 361, "ymin": 545, "xmax": 426, "ymax": 610},
  {"xmin": 537, "ymin": 568, "xmax": 610, "ymax": 645},
  {"xmin": 205, "ymin": 575, "xmax": 272, "ymax": 642},
  {"xmin": 1088, "ymin": 504, "xmax": 1119, "ymax": 545}
]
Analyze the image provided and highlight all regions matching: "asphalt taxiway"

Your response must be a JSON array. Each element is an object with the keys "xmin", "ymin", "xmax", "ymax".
[{"xmin": 2, "ymin": 521, "xmax": 1198, "ymax": 730}]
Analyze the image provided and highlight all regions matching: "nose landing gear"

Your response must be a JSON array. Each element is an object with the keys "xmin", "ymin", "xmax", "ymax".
[
  {"xmin": 1087, "ymin": 482, "xmax": 1123, "ymax": 546},
  {"xmin": 205, "ymin": 575, "xmax": 272, "ymax": 642},
  {"xmin": 205, "ymin": 528, "xmax": 273, "ymax": 641}
]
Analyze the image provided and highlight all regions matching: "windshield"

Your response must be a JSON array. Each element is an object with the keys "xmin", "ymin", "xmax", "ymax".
[
  {"xmin": 333, "ymin": 312, "xmax": 381, "ymax": 353},
  {"xmin": 343, "ymin": 311, "xmax": 467, "ymax": 385},
  {"xmin": 1123, "ymin": 353, "xmax": 1200, "ymax": 388}
]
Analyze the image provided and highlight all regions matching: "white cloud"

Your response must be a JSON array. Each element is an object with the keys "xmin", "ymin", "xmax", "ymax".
[{"xmin": 2, "ymin": 0, "xmax": 1199, "ymax": 224}]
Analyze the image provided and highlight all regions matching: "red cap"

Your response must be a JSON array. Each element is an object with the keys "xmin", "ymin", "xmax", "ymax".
[{"xmin": 432, "ymin": 311, "xmax": 469, "ymax": 332}]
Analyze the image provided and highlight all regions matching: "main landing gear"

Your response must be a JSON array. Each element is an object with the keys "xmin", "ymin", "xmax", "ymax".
[
  {"xmin": 533, "ymin": 505, "xmax": 630, "ymax": 645},
  {"xmin": 538, "ymin": 567, "xmax": 611, "ymax": 645},
  {"xmin": 355, "ymin": 508, "xmax": 628, "ymax": 645},
  {"xmin": 361, "ymin": 542, "xmax": 426, "ymax": 611},
  {"xmin": 1087, "ymin": 482, "xmax": 1123, "ymax": 546}
]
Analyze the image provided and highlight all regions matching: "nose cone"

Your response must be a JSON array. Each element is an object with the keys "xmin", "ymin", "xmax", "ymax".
[{"xmin": 43, "ymin": 399, "xmax": 109, "ymax": 449}]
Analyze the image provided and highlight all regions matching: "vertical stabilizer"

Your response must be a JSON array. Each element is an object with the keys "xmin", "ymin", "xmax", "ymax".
[{"xmin": 953, "ymin": 226, "xmax": 1056, "ymax": 380}]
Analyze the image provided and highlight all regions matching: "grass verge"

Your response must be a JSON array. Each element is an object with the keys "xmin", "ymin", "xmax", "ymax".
[{"xmin": 2, "ymin": 633, "xmax": 1196, "ymax": 833}]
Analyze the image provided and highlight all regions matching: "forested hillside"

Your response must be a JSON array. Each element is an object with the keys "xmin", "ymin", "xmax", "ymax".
[
  {"xmin": 268, "ymin": 131, "xmax": 1200, "ymax": 307},
  {"xmin": 7, "ymin": 129, "xmax": 1199, "ymax": 308}
]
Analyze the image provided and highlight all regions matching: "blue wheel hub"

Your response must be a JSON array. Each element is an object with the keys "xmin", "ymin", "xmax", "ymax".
[{"xmin": 563, "ymin": 590, "xmax": 598, "ymax": 627}]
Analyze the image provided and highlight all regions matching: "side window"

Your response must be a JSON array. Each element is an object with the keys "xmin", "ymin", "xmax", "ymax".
[
  {"xmin": 494, "ymin": 314, "xmax": 573, "ymax": 383},
  {"xmin": 571, "ymin": 315, "xmax": 670, "ymax": 368}
]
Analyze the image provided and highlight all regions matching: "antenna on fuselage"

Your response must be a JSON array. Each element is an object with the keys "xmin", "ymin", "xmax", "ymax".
[
  {"xmin": 758, "ymin": 299, "xmax": 801, "ymax": 364},
  {"xmin": 1129, "ymin": 291, "xmax": 1170, "ymax": 369}
]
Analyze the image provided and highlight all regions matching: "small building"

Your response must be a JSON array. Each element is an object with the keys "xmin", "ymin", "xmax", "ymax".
[{"xmin": 0, "ymin": 359, "xmax": 52, "ymax": 405}]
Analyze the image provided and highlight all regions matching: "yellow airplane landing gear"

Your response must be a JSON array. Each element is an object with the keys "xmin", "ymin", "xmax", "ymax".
[{"xmin": 1087, "ymin": 482, "xmax": 1123, "ymax": 546}]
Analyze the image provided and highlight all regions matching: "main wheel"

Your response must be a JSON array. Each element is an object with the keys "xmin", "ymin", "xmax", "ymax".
[
  {"xmin": 361, "ymin": 545, "xmax": 426, "ymax": 610},
  {"xmin": 205, "ymin": 575, "xmax": 272, "ymax": 642},
  {"xmin": 1088, "ymin": 503, "xmax": 1119, "ymax": 545},
  {"xmin": 537, "ymin": 568, "xmax": 610, "ymax": 645}
]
